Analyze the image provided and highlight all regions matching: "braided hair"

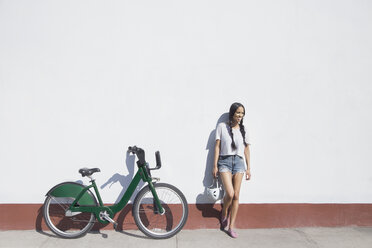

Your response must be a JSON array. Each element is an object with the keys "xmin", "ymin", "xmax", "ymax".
[{"xmin": 228, "ymin": 102, "xmax": 248, "ymax": 150}]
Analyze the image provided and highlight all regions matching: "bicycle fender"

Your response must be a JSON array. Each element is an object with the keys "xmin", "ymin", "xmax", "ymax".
[{"xmin": 46, "ymin": 182, "xmax": 98, "ymax": 206}]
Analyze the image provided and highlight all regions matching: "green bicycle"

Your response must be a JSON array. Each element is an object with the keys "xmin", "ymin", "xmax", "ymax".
[{"xmin": 43, "ymin": 146, "xmax": 188, "ymax": 239}]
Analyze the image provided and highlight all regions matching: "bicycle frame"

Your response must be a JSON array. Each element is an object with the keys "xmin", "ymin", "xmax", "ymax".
[{"xmin": 67, "ymin": 162, "xmax": 164, "ymax": 224}]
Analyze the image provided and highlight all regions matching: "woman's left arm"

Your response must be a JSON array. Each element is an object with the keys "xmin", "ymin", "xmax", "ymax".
[{"xmin": 244, "ymin": 145, "xmax": 251, "ymax": 180}]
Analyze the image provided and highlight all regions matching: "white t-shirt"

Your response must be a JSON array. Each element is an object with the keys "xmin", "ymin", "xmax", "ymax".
[{"xmin": 215, "ymin": 122, "xmax": 250, "ymax": 158}]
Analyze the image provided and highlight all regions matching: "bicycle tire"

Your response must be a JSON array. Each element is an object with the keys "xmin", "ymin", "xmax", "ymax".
[
  {"xmin": 43, "ymin": 183, "xmax": 98, "ymax": 238},
  {"xmin": 133, "ymin": 183, "xmax": 188, "ymax": 239}
]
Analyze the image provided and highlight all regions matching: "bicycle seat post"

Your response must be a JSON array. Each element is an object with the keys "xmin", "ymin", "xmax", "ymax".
[
  {"xmin": 85, "ymin": 175, "xmax": 104, "ymax": 207},
  {"xmin": 87, "ymin": 175, "xmax": 95, "ymax": 182}
]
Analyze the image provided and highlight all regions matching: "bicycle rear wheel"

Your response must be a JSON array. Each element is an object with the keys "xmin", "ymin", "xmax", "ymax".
[
  {"xmin": 43, "ymin": 189, "xmax": 97, "ymax": 238},
  {"xmin": 133, "ymin": 183, "xmax": 188, "ymax": 239}
]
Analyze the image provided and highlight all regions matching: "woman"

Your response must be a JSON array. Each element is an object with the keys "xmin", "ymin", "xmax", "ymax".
[{"xmin": 213, "ymin": 102, "xmax": 251, "ymax": 238}]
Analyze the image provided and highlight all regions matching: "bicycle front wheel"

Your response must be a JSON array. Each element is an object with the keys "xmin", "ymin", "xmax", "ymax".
[
  {"xmin": 43, "ymin": 195, "xmax": 97, "ymax": 238},
  {"xmin": 133, "ymin": 183, "xmax": 188, "ymax": 239}
]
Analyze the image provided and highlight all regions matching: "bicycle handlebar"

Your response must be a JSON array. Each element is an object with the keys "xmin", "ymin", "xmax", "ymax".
[
  {"xmin": 154, "ymin": 151, "xmax": 162, "ymax": 170},
  {"xmin": 128, "ymin": 146, "xmax": 139, "ymax": 154},
  {"xmin": 127, "ymin": 146, "xmax": 162, "ymax": 170},
  {"xmin": 128, "ymin": 146, "xmax": 146, "ymax": 165}
]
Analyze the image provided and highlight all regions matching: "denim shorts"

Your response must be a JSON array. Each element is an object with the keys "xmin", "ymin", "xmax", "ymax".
[{"xmin": 218, "ymin": 155, "xmax": 246, "ymax": 175}]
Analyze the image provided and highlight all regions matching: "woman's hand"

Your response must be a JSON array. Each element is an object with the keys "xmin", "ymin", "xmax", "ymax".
[
  {"xmin": 212, "ymin": 166, "xmax": 218, "ymax": 178},
  {"xmin": 245, "ymin": 169, "xmax": 251, "ymax": 180}
]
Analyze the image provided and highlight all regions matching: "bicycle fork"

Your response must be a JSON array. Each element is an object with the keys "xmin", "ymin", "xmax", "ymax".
[
  {"xmin": 148, "ymin": 182, "xmax": 165, "ymax": 215},
  {"xmin": 140, "ymin": 166, "xmax": 165, "ymax": 215}
]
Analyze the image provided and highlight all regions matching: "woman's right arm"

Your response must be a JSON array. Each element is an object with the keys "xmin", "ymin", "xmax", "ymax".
[{"xmin": 213, "ymin": 139, "xmax": 220, "ymax": 178}]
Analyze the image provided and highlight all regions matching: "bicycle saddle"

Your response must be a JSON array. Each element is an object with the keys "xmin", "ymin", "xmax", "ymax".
[{"xmin": 78, "ymin": 167, "xmax": 101, "ymax": 177}]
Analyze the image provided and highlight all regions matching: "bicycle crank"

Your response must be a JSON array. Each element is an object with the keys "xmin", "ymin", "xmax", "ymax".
[{"xmin": 99, "ymin": 211, "xmax": 118, "ymax": 230}]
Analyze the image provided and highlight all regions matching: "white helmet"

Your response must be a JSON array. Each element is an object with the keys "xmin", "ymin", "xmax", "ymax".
[{"xmin": 207, "ymin": 178, "xmax": 224, "ymax": 201}]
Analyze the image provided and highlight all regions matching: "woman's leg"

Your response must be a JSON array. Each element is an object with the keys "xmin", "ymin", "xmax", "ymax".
[
  {"xmin": 229, "ymin": 173, "xmax": 244, "ymax": 229},
  {"xmin": 219, "ymin": 172, "xmax": 234, "ymax": 218}
]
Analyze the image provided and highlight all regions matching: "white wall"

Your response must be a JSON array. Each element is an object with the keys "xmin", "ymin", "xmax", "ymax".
[{"xmin": 1, "ymin": 0, "xmax": 372, "ymax": 204}]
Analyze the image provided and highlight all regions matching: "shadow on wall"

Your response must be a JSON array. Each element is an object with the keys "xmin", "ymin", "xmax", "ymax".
[
  {"xmin": 100, "ymin": 152, "xmax": 145, "ymax": 204},
  {"xmin": 195, "ymin": 113, "xmax": 228, "ymax": 219},
  {"xmin": 35, "ymin": 151, "xmax": 144, "ymax": 234}
]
